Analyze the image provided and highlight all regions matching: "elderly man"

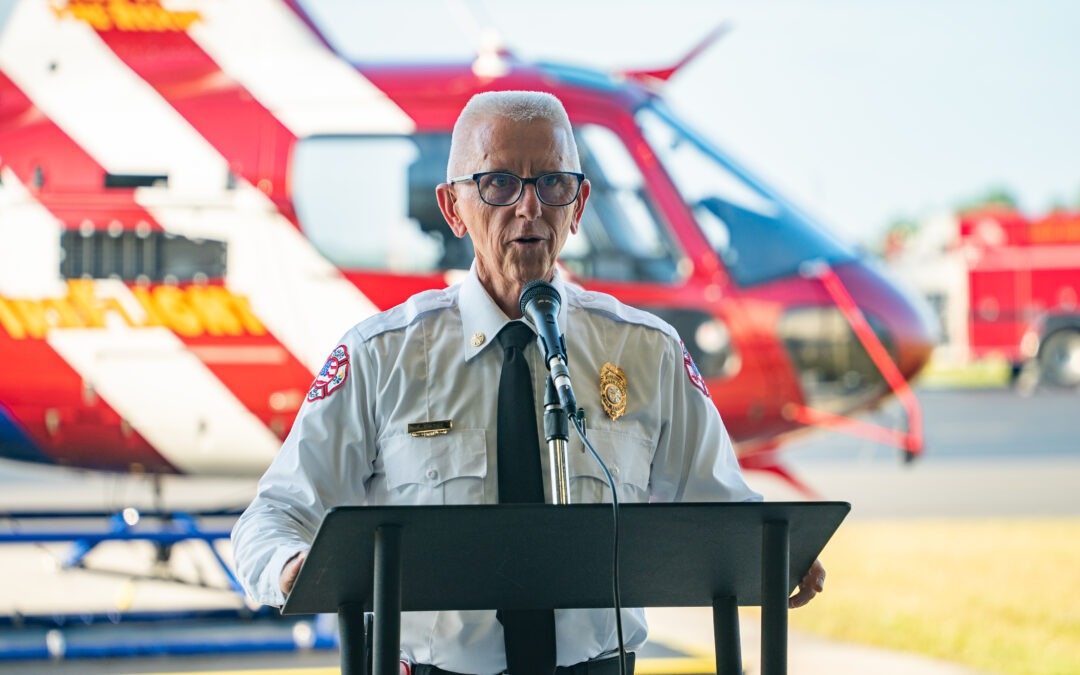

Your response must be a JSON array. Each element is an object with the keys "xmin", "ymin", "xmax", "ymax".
[{"xmin": 232, "ymin": 90, "xmax": 825, "ymax": 675}]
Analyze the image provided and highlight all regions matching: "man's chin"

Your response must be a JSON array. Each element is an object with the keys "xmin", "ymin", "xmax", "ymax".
[{"xmin": 505, "ymin": 258, "xmax": 555, "ymax": 285}]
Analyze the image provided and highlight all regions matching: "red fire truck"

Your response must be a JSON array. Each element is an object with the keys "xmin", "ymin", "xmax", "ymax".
[{"xmin": 959, "ymin": 207, "xmax": 1080, "ymax": 387}]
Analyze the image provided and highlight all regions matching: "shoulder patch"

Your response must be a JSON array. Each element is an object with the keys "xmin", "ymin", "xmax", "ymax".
[
  {"xmin": 307, "ymin": 345, "xmax": 350, "ymax": 402},
  {"xmin": 681, "ymin": 341, "xmax": 711, "ymax": 398}
]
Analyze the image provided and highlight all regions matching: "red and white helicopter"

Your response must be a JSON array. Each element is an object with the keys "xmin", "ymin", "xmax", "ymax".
[{"xmin": 0, "ymin": 0, "xmax": 937, "ymax": 496}]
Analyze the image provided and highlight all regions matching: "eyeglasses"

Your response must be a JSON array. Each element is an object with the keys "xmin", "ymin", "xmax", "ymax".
[{"xmin": 448, "ymin": 171, "xmax": 585, "ymax": 207}]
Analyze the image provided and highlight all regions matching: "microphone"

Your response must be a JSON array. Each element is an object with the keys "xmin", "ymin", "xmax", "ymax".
[{"xmin": 519, "ymin": 280, "xmax": 576, "ymax": 412}]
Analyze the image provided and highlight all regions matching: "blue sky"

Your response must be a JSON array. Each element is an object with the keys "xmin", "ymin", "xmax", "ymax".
[{"xmin": 307, "ymin": 0, "xmax": 1080, "ymax": 246}]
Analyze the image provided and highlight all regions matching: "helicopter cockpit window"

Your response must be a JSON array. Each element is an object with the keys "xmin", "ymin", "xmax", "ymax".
[
  {"xmin": 292, "ymin": 128, "xmax": 681, "ymax": 283},
  {"xmin": 292, "ymin": 134, "xmax": 469, "ymax": 273},
  {"xmin": 562, "ymin": 124, "xmax": 682, "ymax": 283},
  {"xmin": 637, "ymin": 104, "xmax": 855, "ymax": 287}
]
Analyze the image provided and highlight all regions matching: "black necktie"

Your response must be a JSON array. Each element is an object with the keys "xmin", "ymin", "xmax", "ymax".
[{"xmin": 496, "ymin": 322, "xmax": 556, "ymax": 675}]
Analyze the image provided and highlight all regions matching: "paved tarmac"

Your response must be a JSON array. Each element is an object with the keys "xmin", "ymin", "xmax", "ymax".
[{"xmin": 3, "ymin": 385, "xmax": 1077, "ymax": 674}]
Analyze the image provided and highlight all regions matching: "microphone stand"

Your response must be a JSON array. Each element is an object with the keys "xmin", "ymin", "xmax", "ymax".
[
  {"xmin": 544, "ymin": 369, "xmax": 629, "ymax": 672},
  {"xmin": 544, "ymin": 376, "xmax": 571, "ymax": 505}
]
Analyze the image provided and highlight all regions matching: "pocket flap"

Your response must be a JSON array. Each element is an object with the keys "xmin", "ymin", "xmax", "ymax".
[
  {"xmin": 569, "ymin": 429, "xmax": 651, "ymax": 488},
  {"xmin": 381, "ymin": 429, "xmax": 487, "ymax": 490}
]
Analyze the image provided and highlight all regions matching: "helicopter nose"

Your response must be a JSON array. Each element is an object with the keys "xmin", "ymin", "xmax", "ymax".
[
  {"xmin": 881, "ymin": 277, "xmax": 941, "ymax": 382},
  {"xmin": 779, "ymin": 259, "xmax": 939, "ymax": 414},
  {"xmin": 861, "ymin": 262, "xmax": 940, "ymax": 381}
]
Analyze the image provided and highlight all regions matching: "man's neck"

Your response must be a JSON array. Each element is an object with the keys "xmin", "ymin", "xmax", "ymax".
[
  {"xmin": 476, "ymin": 270, "xmax": 555, "ymax": 321},
  {"xmin": 485, "ymin": 278, "xmax": 524, "ymax": 320}
]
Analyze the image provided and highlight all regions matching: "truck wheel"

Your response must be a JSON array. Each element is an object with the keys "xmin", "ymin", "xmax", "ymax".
[{"xmin": 1038, "ymin": 328, "xmax": 1080, "ymax": 388}]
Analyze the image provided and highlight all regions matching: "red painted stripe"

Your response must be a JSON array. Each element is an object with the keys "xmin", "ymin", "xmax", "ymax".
[
  {"xmin": 0, "ymin": 327, "xmax": 176, "ymax": 473},
  {"xmin": 0, "ymin": 71, "xmax": 163, "ymax": 231},
  {"xmin": 95, "ymin": 30, "xmax": 298, "ymax": 220},
  {"xmin": 158, "ymin": 280, "xmax": 314, "ymax": 442},
  {"xmin": 341, "ymin": 270, "xmax": 448, "ymax": 312}
]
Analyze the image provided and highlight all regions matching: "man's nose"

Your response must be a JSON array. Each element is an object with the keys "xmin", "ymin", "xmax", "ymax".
[{"xmin": 515, "ymin": 183, "xmax": 543, "ymax": 218}]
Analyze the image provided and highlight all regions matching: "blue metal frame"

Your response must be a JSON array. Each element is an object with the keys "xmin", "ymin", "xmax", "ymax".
[
  {"xmin": 0, "ymin": 610, "xmax": 339, "ymax": 661},
  {"xmin": 0, "ymin": 508, "xmax": 341, "ymax": 661},
  {"xmin": 1, "ymin": 508, "xmax": 242, "ymax": 592}
]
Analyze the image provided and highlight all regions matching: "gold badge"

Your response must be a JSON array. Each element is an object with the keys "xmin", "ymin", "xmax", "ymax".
[
  {"xmin": 471, "ymin": 332, "xmax": 486, "ymax": 347},
  {"xmin": 599, "ymin": 362, "xmax": 627, "ymax": 421}
]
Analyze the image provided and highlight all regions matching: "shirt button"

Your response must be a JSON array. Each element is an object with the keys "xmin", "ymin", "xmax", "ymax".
[
  {"xmin": 426, "ymin": 468, "xmax": 438, "ymax": 481},
  {"xmin": 611, "ymin": 465, "xmax": 620, "ymax": 477}
]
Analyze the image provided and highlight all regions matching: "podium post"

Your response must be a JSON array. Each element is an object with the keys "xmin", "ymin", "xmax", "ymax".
[
  {"xmin": 762, "ymin": 519, "xmax": 790, "ymax": 675},
  {"xmin": 712, "ymin": 595, "xmax": 741, "ymax": 674},
  {"xmin": 284, "ymin": 502, "xmax": 848, "ymax": 675},
  {"xmin": 373, "ymin": 525, "xmax": 402, "ymax": 675},
  {"xmin": 338, "ymin": 602, "xmax": 367, "ymax": 675}
]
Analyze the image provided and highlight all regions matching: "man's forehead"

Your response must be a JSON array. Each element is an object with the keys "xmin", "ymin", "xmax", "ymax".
[{"xmin": 469, "ymin": 117, "xmax": 572, "ymax": 165}]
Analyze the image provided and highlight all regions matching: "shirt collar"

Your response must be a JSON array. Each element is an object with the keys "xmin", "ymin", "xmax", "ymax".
[{"xmin": 459, "ymin": 263, "xmax": 569, "ymax": 362}]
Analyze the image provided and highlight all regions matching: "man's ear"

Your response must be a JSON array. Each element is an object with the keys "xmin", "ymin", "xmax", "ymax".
[
  {"xmin": 436, "ymin": 183, "xmax": 468, "ymax": 238},
  {"xmin": 569, "ymin": 179, "xmax": 591, "ymax": 235}
]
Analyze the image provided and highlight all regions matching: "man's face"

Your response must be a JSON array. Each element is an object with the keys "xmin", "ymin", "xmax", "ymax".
[{"xmin": 437, "ymin": 117, "xmax": 589, "ymax": 296}]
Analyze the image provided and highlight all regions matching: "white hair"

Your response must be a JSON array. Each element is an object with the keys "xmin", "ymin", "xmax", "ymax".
[{"xmin": 446, "ymin": 90, "xmax": 580, "ymax": 179}]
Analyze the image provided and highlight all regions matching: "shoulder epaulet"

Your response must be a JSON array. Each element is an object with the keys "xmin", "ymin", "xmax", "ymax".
[
  {"xmin": 354, "ymin": 286, "xmax": 458, "ymax": 342},
  {"xmin": 568, "ymin": 286, "xmax": 679, "ymax": 340}
]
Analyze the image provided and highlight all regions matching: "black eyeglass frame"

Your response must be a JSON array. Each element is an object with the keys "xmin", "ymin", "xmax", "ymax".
[{"xmin": 448, "ymin": 171, "xmax": 586, "ymax": 207}]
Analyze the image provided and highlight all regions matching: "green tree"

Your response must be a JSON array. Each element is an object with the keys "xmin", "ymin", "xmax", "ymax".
[{"xmin": 956, "ymin": 185, "xmax": 1018, "ymax": 212}]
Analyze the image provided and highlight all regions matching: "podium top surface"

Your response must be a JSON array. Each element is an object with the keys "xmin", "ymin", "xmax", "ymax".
[{"xmin": 283, "ymin": 501, "xmax": 849, "ymax": 615}]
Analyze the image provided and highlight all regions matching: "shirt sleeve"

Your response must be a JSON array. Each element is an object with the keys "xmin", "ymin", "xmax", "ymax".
[
  {"xmin": 648, "ymin": 334, "xmax": 762, "ymax": 504},
  {"xmin": 231, "ymin": 333, "xmax": 378, "ymax": 607}
]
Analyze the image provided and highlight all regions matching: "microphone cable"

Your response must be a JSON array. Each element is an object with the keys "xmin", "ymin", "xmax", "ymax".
[{"xmin": 570, "ymin": 413, "xmax": 627, "ymax": 675}]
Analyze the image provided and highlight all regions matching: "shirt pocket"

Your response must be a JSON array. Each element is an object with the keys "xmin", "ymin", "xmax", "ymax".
[
  {"xmin": 379, "ymin": 429, "xmax": 488, "ymax": 505},
  {"xmin": 568, "ymin": 429, "xmax": 652, "ymax": 504}
]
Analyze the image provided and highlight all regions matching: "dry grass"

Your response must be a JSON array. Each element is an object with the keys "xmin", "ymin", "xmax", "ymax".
[
  {"xmin": 790, "ymin": 518, "xmax": 1080, "ymax": 674},
  {"xmin": 915, "ymin": 356, "xmax": 1012, "ymax": 389}
]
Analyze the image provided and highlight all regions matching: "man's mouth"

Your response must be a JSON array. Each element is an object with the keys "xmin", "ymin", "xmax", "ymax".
[{"xmin": 511, "ymin": 236, "xmax": 543, "ymax": 245}]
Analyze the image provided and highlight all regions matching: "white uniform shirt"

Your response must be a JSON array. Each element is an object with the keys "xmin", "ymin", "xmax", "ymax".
[{"xmin": 231, "ymin": 267, "xmax": 761, "ymax": 673}]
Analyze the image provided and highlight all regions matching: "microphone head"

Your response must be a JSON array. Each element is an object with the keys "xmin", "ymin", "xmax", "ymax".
[{"xmin": 519, "ymin": 279, "xmax": 561, "ymax": 316}]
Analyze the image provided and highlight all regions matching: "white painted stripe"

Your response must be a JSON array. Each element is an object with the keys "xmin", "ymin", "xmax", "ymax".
[
  {"xmin": 0, "ymin": 168, "xmax": 66, "ymax": 297},
  {"xmin": 136, "ymin": 182, "xmax": 381, "ymax": 372},
  {"xmin": 0, "ymin": 0, "xmax": 230, "ymax": 196},
  {"xmin": 184, "ymin": 0, "xmax": 415, "ymax": 137},
  {"xmin": 188, "ymin": 345, "xmax": 289, "ymax": 365},
  {"xmin": 46, "ymin": 326, "xmax": 282, "ymax": 475}
]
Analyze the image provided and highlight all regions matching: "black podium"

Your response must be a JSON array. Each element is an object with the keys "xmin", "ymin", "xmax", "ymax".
[{"xmin": 282, "ymin": 501, "xmax": 848, "ymax": 675}]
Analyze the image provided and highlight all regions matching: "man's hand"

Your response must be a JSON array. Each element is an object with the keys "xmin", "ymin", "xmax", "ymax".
[
  {"xmin": 788, "ymin": 558, "xmax": 826, "ymax": 609},
  {"xmin": 279, "ymin": 550, "xmax": 307, "ymax": 595}
]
